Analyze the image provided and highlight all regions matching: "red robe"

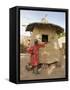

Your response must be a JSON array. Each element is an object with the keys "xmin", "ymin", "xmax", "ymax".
[{"xmin": 27, "ymin": 43, "xmax": 45, "ymax": 66}]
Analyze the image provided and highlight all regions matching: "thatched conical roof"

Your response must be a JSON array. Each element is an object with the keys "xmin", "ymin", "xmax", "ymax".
[{"xmin": 26, "ymin": 23, "xmax": 64, "ymax": 34}]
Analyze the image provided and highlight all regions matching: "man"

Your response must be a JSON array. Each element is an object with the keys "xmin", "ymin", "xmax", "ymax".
[{"xmin": 27, "ymin": 39, "xmax": 47, "ymax": 74}]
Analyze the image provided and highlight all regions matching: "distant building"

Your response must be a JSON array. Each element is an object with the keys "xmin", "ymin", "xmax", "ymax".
[{"xmin": 20, "ymin": 36, "xmax": 31, "ymax": 47}]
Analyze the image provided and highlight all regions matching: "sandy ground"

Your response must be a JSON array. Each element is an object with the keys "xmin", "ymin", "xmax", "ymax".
[{"xmin": 20, "ymin": 53, "xmax": 65, "ymax": 80}]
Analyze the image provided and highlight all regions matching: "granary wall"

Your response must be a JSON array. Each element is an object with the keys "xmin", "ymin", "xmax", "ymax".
[{"xmin": 31, "ymin": 27, "xmax": 62, "ymax": 64}]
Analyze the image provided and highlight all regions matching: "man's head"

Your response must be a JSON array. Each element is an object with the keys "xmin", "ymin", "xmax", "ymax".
[{"xmin": 34, "ymin": 39, "xmax": 38, "ymax": 45}]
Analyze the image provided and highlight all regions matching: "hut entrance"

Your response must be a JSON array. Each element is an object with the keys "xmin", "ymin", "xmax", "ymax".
[{"xmin": 42, "ymin": 35, "xmax": 48, "ymax": 42}]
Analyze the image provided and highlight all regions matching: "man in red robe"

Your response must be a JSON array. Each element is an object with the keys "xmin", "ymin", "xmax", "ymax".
[{"xmin": 27, "ymin": 39, "xmax": 47, "ymax": 74}]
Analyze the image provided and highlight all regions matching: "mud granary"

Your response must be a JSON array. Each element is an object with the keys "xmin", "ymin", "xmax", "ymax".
[{"xmin": 26, "ymin": 21, "xmax": 64, "ymax": 64}]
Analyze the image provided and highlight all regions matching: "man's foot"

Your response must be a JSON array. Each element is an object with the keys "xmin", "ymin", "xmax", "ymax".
[{"xmin": 25, "ymin": 64, "xmax": 33, "ymax": 71}]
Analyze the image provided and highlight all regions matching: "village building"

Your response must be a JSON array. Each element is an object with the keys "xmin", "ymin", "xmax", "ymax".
[{"xmin": 25, "ymin": 17, "xmax": 64, "ymax": 64}]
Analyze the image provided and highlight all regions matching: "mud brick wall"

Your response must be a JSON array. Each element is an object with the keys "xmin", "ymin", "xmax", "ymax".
[{"xmin": 31, "ymin": 27, "xmax": 62, "ymax": 64}]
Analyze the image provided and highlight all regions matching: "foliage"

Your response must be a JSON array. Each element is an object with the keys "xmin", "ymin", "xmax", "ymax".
[{"xmin": 57, "ymin": 32, "xmax": 65, "ymax": 38}]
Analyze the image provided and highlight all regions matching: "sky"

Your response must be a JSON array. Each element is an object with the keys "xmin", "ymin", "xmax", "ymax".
[{"xmin": 20, "ymin": 10, "xmax": 65, "ymax": 37}]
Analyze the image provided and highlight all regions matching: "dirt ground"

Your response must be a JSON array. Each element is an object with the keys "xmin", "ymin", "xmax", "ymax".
[{"xmin": 20, "ymin": 53, "xmax": 65, "ymax": 80}]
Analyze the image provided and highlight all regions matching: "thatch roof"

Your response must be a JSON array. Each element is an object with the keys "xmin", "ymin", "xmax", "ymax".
[{"xmin": 26, "ymin": 23, "xmax": 64, "ymax": 34}]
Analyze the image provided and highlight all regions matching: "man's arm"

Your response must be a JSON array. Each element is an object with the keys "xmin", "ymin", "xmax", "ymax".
[
  {"xmin": 38, "ymin": 42, "xmax": 47, "ymax": 48},
  {"xmin": 27, "ymin": 46, "xmax": 33, "ymax": 54}
]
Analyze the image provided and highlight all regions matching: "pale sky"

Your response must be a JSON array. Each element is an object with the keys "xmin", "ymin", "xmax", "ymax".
[{"xmin": 20, "ymin": 10, "xmax": 65, "ymax": 37}]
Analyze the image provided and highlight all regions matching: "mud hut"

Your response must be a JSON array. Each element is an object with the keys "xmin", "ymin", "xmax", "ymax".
[{"xmin": 26, "ymin": 22, "xmax": 64, "ymax": 64}]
